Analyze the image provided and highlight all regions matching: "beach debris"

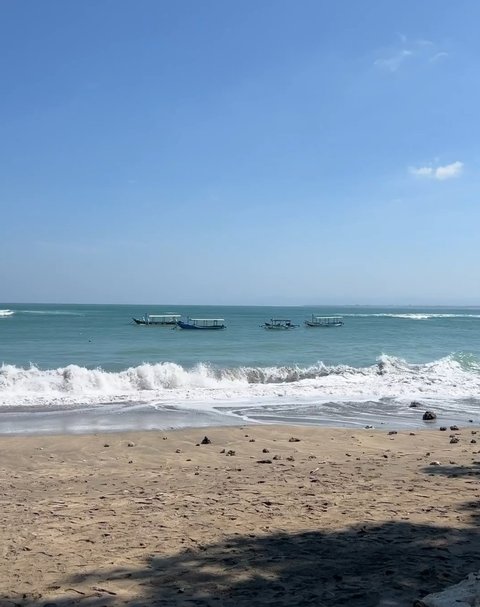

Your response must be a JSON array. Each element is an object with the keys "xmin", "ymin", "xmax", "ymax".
[
  {"xmin": 162, "ymin": 436, "xmax": 168, "ymax": 440},
  {"xmin": 410, "ymin": 401, "xmax": 421, "ymax": 407},
  {"xmin": 388, "ymin": 431, "xmax": 398, "ymax": 435},
  {"xmin": 249, "ymin": 438, "xmax": 255, "ymax": 442},
  {"xmin": 450, "ymin": 437, "xmax": 460, "ymax": 444},
  {"xmin": 200, "ymin": 436, "xmax": 211, "ymax": 445},
  {"xmin": 103, "ymin": 443, "xmax": 110, "ymax": 447},
  {"xmin": 257, "ymin": 459, "xmax": 272, "ymax": 464},
  {"xmin": 365, "ymin": 425, "xmax": 374, "ymax": 429},
  {"xmin": 175, "ymin": 448, "xmax": 182, "ymax": 453},
  {"xmin": 414, "ymin": 570, "xmax": 480, "ymax": 607},
  {"xmin": 422, "ymin": 410, "xmax": 437, "ymax": 421},
  {"xmin": 226, "ymin": 450, "xmax": 236, "ymax": 456},
  {"xmin": 429, "ymin": 461, "xmax": 441, "ymax": 466},
  {"xmin": 220, "ymin": 448, "xmax": 226, "ymax": 453},
  {"xmin": 127, "ymin": 442, "xmax": 135, "ymax": 447},
  {"xmin": 262, "ymin": 448, "xmax": 270, "ymax": 453},
  {"xmin": 286, "ymin": 455, "xmax": 295, "ymax": 461},
  {"xmin": 272, "ymin": 455, "xmax": 282, "ymax": 460},
  {"xmin": 410, "ymin": 432, "xmax": 416, "ymax": 436},
  {"xmin": 471, "ymin": 439, "xmax": 477, "ymax": 444},
  {"xmin": 439, "ymin": 427, "xmax": 447, "ymax": 431},
  {"xmin": 288, "ymin": 437, "xmax": 300, "ymax": 442},
  {"xmin": 450, "ymin": 425, "xmax": 460, "ymax": 431}
]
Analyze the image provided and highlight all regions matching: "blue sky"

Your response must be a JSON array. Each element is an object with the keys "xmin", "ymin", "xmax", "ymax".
[{"xmin": 1, "ymin": 0, "xmax": 479, "ymax": 305}]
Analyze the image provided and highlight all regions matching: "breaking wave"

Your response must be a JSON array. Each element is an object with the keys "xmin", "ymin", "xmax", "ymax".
[
  {"xmin": 0, "ymin": 354, "xmax": 479, "ymax": 410},
  {"xmin": 343, "ymin": 313, "xmax": 480, "ymax": 320}
]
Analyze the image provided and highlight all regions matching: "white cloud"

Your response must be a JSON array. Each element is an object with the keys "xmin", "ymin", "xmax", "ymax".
[
  {"xmin": 430, "ymin": 51, "xmax": 449, "ymax": 63},
  {"xmin": 410, "ymin": 166, "xmax": 434, "ymax": 177},
  {"xmin": 374, "ymin": 37, "xmax": 447, "ymax": 73},
  {"xmin": 374, "ymin": 50, "xmax": 412, "ymax": 72},
  {"xmin": 409, "ymin": 161, "xmax": 463, "ymax": 181},
  {"xmin": 435, "ymin": 161, "xmax": 463, "ymax": 180}
]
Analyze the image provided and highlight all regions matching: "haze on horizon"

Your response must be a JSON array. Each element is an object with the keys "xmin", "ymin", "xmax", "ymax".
[{"xmin": 1, "ymin": 1, "xmax": 479, "ymax": 306}]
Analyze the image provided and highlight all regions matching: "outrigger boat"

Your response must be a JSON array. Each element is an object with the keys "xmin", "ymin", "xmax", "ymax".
[
  {"xmin": 263, "ymin": 318, "xmax": 298, "ymax": 330},
  {"xmin": 177, "ymin": 318, "xmax": 226, "ymax": 330},
  {"xmin": 304, "ymin": 315, "xmax": 344, "ymax": 327},
  {"xmin": 132, "ymin": 313, "xmax": 181, "ymax": 326}
]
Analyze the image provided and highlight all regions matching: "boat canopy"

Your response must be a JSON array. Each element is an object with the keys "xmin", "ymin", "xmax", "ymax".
[
  {"xmin": 305, "ymin": 315, "xmax": 344, "ymax": 326},
  {"xmin": 311, "ymin": 315, "xmax": 343, "ymax": 321},
  {"xmin": 147, "ymin": 314, "xmax": 181, "ymax": 318}
]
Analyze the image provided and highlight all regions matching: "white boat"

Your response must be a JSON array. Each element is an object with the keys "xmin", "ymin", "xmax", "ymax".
[
  {"xmin": 132, "ymin": 313, "xmax": 181, "ymax": 326},
  {"xmin": 263, "ymin": 318, "xmax": 298, "ymax": 330},
  {"xmin": 0, "ymin": 309, "xmax": 14, "ymax": 317},
  {"xmin": 304, "ymin": 315, "xmax": 344, "ymax": 327}
]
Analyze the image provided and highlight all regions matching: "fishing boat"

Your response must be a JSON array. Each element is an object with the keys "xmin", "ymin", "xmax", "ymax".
[
  {"xmin": 132, "ymin": 313, "xmax": 181, "ymax": 326},
  {"xmin": 304, "ymin": 315, "xmax": 344, "ymax": 327},
  {"xmin": 263, "ymin": 318, "xmax": 298, "ymax": 330},
  {"xmin": 177, "ymin": 318, "xmax": 226, "ymax": 330},
  {"xmin": 0, "ymin": 309, "xmax": 14, "ymax": 317}
]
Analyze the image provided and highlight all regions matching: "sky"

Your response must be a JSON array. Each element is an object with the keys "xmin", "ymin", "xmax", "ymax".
[{"xmin": 1, "ymin": 0, "xmax": 479, "ymax": 305}]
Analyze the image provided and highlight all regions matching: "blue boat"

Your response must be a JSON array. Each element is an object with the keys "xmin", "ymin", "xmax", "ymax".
[
  {"xmin": 132, "ymin": 313, "xmax": 181, "ymax": 326},
  {"xmin": 177, "ymin": 318, "xmax": 226, "ymax": 330}
]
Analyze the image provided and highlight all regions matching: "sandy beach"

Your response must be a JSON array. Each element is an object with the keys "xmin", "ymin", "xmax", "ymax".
[{"xmin": 2, "ymin": 424, "xmax": 480, "ymax": 607}]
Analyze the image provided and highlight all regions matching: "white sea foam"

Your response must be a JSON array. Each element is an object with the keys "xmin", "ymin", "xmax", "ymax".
[
  {"xmin": 21, "ymin": 310, "xmax": 85, "ymax": 316},
  {"xmin": 343, "ymin": 313, "xmax": 480, "ymax": 320},
  {"xmin": 0, "ymin": 309, "xmax": 14, "ymax": 317},
  {"xmin": 0, "ymin": 354, "xmax": 479, "ymax": 410}
]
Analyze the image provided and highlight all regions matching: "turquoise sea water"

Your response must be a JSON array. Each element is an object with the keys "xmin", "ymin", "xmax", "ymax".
[{"xmin": 1, "ymin": 304, "xmax": 480, "ymax": 434}]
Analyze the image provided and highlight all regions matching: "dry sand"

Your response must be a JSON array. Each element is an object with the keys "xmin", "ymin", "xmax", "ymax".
[{"xmin": 1, "ymin": 424, "xmax": 480, "ymax": 607}]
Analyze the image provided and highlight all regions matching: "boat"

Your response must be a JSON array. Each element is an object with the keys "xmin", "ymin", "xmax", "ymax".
[
  {"xmin": 177, "ymin": 318, "xmax": 226, "ymax": 330},
  {"xmin": 132, "ymin": 313, "xmax": 181, "ymax": 326},
  {"xmin": 263, "ymin": 318, "xmax": 298, "ymax": 330},
  {"xmin": 304, "ymin": 315, "xmax": 344, "ymax": 327},
  {"xmin": 0, "ymin": 309, "xmax": 14, "ymax": 317}
]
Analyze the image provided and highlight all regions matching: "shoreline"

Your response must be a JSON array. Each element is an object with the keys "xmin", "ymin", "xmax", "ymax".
[
  {"xmin": 0, "ymin": 402, "xmax": 477, "ymax": 436},
  {"xmin": 2, "ymin": 424, "xmax": 480, "ymax": 606}
]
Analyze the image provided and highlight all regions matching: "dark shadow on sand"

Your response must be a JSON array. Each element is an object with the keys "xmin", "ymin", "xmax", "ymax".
[{"xmin": 4, "ymin": 514, "xmax": 480, "ymax": 607}]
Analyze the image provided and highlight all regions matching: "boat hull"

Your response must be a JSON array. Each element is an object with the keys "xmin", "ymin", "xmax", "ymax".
[
  {"xmin": 132, "ymin": 318, "xmax": 178, "ymax": 326},
  {"xmin": 177, "ymin": 321, "xmax": 225, "ymax": 330},
  {"xmin": 304, "ymin": 321, "xmax": 343, "ymax": 327}
]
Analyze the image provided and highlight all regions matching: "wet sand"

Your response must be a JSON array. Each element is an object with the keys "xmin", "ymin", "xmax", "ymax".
[{"xmin": 1, "ymin": 424, "xmax": 480, "ymax": 606}]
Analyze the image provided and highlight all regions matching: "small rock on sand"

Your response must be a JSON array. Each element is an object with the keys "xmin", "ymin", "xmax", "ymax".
[{"xmin": 200, "ymin": 436, "xmax": 211, "ymax": 445}]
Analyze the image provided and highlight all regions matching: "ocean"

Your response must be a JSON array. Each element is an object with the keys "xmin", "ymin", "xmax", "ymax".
[{"xmin": 1, "ymin": 304, "xmax": 480, "ymax": 434}]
